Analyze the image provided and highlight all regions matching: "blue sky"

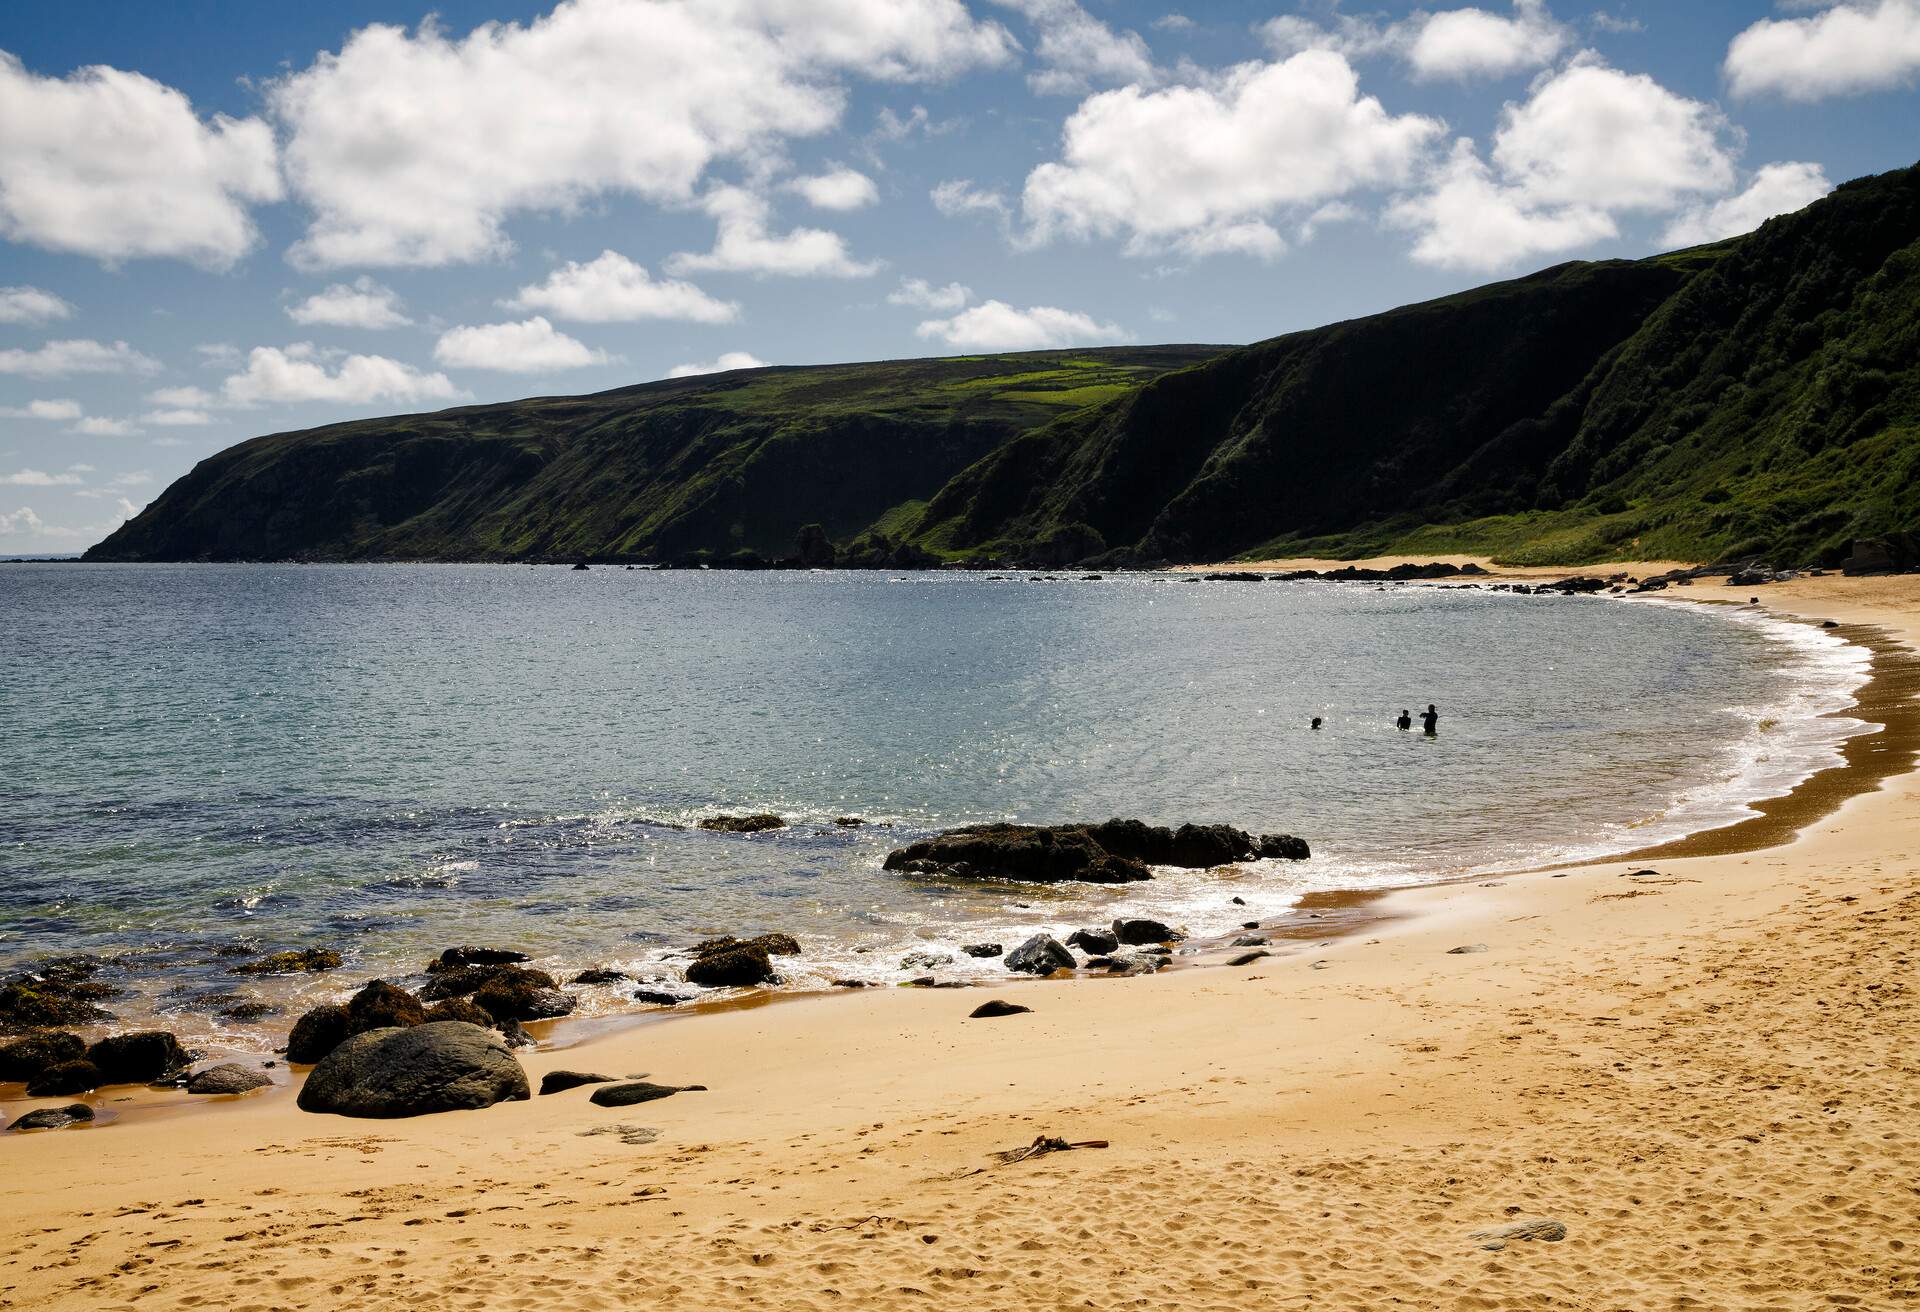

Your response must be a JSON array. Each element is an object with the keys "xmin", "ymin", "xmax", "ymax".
[{"xmin": 2, "ymin": 0, "xmax": 1917, "ymax": 552}]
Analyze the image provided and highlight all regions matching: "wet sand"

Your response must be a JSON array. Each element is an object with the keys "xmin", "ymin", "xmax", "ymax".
[{"xmin": 3, "ymin": 567, "xmax": 1917, "ymax": 1310}]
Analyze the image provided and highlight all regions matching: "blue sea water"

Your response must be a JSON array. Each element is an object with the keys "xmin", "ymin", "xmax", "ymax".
[{"xmin": 0, "ymin": 564, "xmax": 1869, "ymax": 1046}]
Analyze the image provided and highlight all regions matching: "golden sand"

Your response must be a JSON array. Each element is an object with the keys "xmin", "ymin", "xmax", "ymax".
[{"xmin": 3, "ymin": 568, "xmax": 1916, "ymax": 1311}]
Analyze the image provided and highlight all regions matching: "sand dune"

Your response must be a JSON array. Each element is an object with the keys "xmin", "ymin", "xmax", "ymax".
[{"xmin": 3, "ymin": 569, "xmax": 1916, "ymax": 1311}]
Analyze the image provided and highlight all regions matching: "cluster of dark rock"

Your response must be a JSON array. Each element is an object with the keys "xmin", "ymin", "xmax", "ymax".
[
  {"xmin": 997, "ymin": 917, "xmax": 1187, "ymax": 979},
  {"xmin": 0, "ymin": 957, "xmax": 117, "ymax": 1032},
  {"xmin": 681, "ymin": 933, "xmax": 801, "ymax": 988},
  {"xmin": 883, "ymin": 819, "xmax": 1309, "ymax": 885},
  {"xmin": 0, "ymin": 1028, "xmax": 190, "ymax": 1096},
  {"xmin": 283, "ymin": 946, "xmax": 575, "ymax": 1065}
]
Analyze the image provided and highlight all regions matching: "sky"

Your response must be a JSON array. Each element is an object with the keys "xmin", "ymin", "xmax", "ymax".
[{"xmin": 1, "ymin": 0, "xmax": 1917, "ymax": 553}]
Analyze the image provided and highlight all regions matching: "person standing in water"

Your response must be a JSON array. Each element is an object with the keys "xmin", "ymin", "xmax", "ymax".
[
  {"xmin": 1396, "ymin": 709, "xmax": 1412, "ymax": 731},
  {"xmin": 1311, "ymin": 717, "xmax": 1323, "ymax": 730},
  {"xmin": 1421, "ymin": 704, "xmax": 1439, "ymax": 736}
]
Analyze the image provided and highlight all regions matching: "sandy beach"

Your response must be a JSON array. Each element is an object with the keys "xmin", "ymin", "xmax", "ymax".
[{"xmin": 4, "ymin": 565, "xmax": 1917, "ymax": 1311}]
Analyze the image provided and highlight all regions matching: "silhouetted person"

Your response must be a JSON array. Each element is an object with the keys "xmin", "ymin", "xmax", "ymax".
[
  {"xmin": 1421, "ymin": 704, "xmax": 1439, "ymax": 736},
  {"xmin": 1310, "ymin": 717, "xmax": 1323, "ymax": 730},
  {"xmin": 1396, "ymin": 709, "xmax": 1412, "ymax": 731}
]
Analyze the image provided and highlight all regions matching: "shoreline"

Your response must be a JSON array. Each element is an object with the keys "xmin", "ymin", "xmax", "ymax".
[
  {"xmin": 5, "ymin": 566, "xmax": 1919, "ymax": 1308},
  {"xmin": 2, "ymin": 561, "xmax": 1904, "ymax": 1114}
]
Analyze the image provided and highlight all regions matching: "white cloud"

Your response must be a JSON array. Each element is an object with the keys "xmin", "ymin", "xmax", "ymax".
[
  {"xmin": 667, "ymin": 186, "xmax": 882, "ymax": 278},
  {"xmin": 992, "ymin": 0, "xmax": 1156, "ymax": 96},
  {"xmin": 915, "ymin": 299, "xmax": 1129, "ymax": 350},
  {"xmin": 432, "ymin": 316, "xmax": 610, "ymax": 372},
  {"xmin": 887, "ymin": 277, "xmax": 972, "ymax": 310},
  {"xmin": 1590, "ymin": 12, "xmax": 1644, "ymax": 35},
  {"xmin": 71, "ymin": 416, "xmax": 143, "ymax": 437},
  {"xmin": 0, "ymin": 506, "xmax": 49, "ymax": 538},
  {"xmin": 0, "ymin": 51, "xmax": 281, "ymax": 269},
  {"xmin": 1020, "ymin": 51, "xmax": 1442, "ymax": 258},
  {"xmin": 1387, "ymin": 58, "xmax": 1740, "ymax": 270},
  {"xmin": 1725, "ymin": 0, "xmax": 1920, "ymax": 100},
  {"xmin": 195, "ymin": 343, "xmax": 242, "ymax": 369},
  {"xmin": 268, "ymin": 0, "xmax": 1014, "ymax": 268},
  {"xmin": 1662, "ymin": 161, "xmax": 1834, "ymax": 246},
  {"xmin": 668, "ymin": 351, "xmax": 768, "ymax": 377},
  {"xmin": 0, "ymin": 339, "xmax": 162, "ymax": 378},
  {"xmin": 287, "ymin": 276, "xmax": 413, "ymax": 329},
  {"xmin": 147, "ymin": 385, "xmax": 215, "ymax": 408},
  {"xmin": 508, "ymin": 250, "xmax": 738, "ymax": 323},
  {"xmin": 221, "ymin": 343, "xmax": 465, "ymax": 406},
  {"xmin": 1151, "ymin": 14, "xmax": 1195, "ymax": 33},
  {"xmin": 785, "ymin": 166, "xmax": 880, "ymax": 210},
  {"xmin": 142, "ymin": 408, "xmax": 214, "ymax": 427},
  {"xmin": 0, "ymin": 468, "xmax": 82, "ymax": 486},
  {"xmin": 931, "ymin": 178, "xmax": 1011, "ymax": 220},
  {"xmin": 67, "ymin": 463, "xmax": 95, "ymax": 473},
  {"xmin": 1261, "ymin": 1, "xmax": 1569, "ymax": 81},
  {"xmin": 0, "ymin": 286, "xmax": 74, "ymax": 324},
  {"xmin": 0, "ymin": 398, "xmax": 83, "ymax": 420}
]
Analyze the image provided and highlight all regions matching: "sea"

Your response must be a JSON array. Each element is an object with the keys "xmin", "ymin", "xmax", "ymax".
[{"xmin": 0, "ymin": 563, "xmax": 1872, "ymax": 1048}]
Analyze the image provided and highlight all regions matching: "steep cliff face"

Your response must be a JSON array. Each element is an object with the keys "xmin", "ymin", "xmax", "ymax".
[
  {"xmin": 898, "ymin": 161, "xmax": 1920, "ymax": 567},
  {"xmin": 85, "ymin": 348, "xmax": 1222, "ymax": 562}
]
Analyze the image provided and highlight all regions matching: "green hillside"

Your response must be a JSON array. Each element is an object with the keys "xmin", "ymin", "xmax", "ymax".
[
  {"xmin": 897, "ymin": 161, "xmax": 1920, "ymax": 568},
  {"xmin": 89, "ymin": 161, "xmax": 1920, "ymax": 568},
  {"xmin": 86, "ymin": 348, "xmax": 1222, "ymax": 563}
]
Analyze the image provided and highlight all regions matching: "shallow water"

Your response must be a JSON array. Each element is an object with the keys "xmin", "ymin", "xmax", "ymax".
[{"xmin": 0, "ymin": 564, "xmax": 1868, "ymax": 1045}]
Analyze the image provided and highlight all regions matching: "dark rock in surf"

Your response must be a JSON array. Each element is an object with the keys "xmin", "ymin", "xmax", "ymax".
[
  {"xmin": 187, "ymin": 1063, "xmax": 272, "ymax": 1095},
  {"xmin": 540, "ymin": 1069, "xmax": 615, "ymax": 1096},
  {"xmin": 471, "ymin": 974, "xmax": 575, "ymax": 1024},
  {"xmin": 1066, "ymin": 928, "xmax": 1119, "ymax": 956},
  {"xmin": 421, "ymin": 963, "xmax": 558, "ymax": 1002},
  {"xmin": 1257, "ymin": 833, "xmax": 1311, "ymax": 860},
  {"xmin": 1231, "ymin": 935, "xmax": 1267, "ymax": 948},
  {"xmin": 497, "ymin": 1019, "xmax": 536, "ymax": 1049},
  {"xmin": 900, "ymin": 951, "xmax": 954, "ymax": 971},
  {"xmin": 422, "ymin": 997, "xmax": 494, "ymax": 1027},
  {"xmin": 962, "ymin": 943, "xmax": 1004, "ymax": 958},
  {"xmin": 590, "ymin": 1080, "xmax": 706, "ymax": 1108},
  {"xmin": 634, "ymin": 987, "xmax": 693, "ymax": 1006},
  {"xmin": 682, "ymin": 933, "xmax": 799, "ymax": 989},
  {"xmin": 969, "ymin": 1000, "xmax": 1032, "ymax": 1019},
  {"xmin": 1004, "ymin": 934, "xmax": 1075, "ymax": 976},
  {"xmin": 228, "ymin": 948, "xmax": 342, "ymax": 976},
  {"xmin": 86, "ymin": 1031, "xmax": 190, "ymax": 1085},
  {"xmin": 26, "ymin": 1059, "xmax": 104, "ymax": 1096},
  {"xmin": 13, "ymin": 1103, "xmax": 94, "ymax": 1130},
  {"xmin": 0, "ymin": 979, "xmax": 112, "ymax": 1032},
  {"xmin": 0, "ymin": 1031, "xmax": 86, "ymax": 1083},
  {"xmin": 571, "ymin": 969, "xmax": 630, "ymax": 985},
  {"xmin": 1111, "ymin": 918, "xmax": 1183, "ymax": 946},
  {"xmin": 297, "ymin": 1022, "xmax": 530, "ymax": 1119},
  {"xmin": 427, "ymin": 947, "xmax": 531, "ymax": 973},
  {"xmin": 698, "ymin": 814, "xmax": 786, "ymax": 833},
  {"xmin": 883, "ymin": 824, "xmax": 1151, "ymax": 884},
  {"xmin": 346, "ymin": 980, "xmax": 427, "ymax": 1031}
]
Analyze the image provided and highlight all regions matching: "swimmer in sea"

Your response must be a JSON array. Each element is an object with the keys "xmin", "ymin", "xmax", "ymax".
[
  {"xmin": 1396, "ymin": 709, "xmax": 1412, "ymax": 731},
  {"xmin": 1421, "ymin": 704, "xmax": 1439, "ymax": 736}
]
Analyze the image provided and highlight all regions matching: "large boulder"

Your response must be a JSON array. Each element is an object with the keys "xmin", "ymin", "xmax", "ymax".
[
  {"xmin": 296, "ymin": 1022, "xmax": 530, "ymax": 1119},
  {"xmin": 1004, "ymin": 934, "xmax": 1075, "ymax": 976},
  {"xmin": 0, "ymin": 1031, "xmax": 86, "ymax": 1083},
  {"xmin": 86, "ymin": 1031, "xmax": 190, "ymax": 1084},
  {"xmin": 286, "ymin": 1004, "xmax": 351, "ymax": 1064}
]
